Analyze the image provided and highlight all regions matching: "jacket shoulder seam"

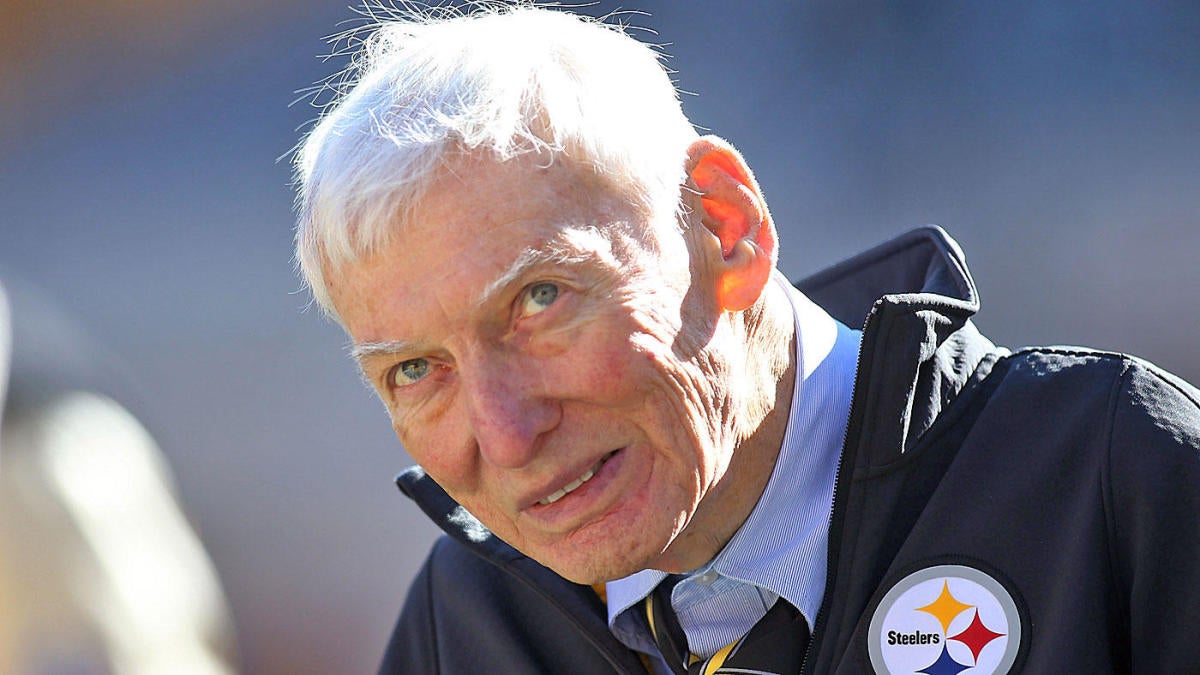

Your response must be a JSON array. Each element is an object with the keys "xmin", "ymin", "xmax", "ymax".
[
  {"xmin": 1006, "ymin": 345, "xmax": 1131, "ymax": 362},
  {"xmin": 1008, "ymin": 347, "xmax": 1200, "ymax": 410}
]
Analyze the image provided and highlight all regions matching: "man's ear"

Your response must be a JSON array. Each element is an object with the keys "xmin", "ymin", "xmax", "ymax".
[{"xmin": 684, "ymin": 136, "xmax": 777, "ymax": 312}]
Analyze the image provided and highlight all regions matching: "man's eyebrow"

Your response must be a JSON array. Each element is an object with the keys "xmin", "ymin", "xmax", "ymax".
[
  {"xmin": 348, "ymin": 242, "xmax": 585, "ymax": 364},
  {"xmin": 475, "ymin": 248, "xmax": 560, "ymax": 308},
  {"xmin": 350, "ymin": 228, "xmax": 614, "ymax": 368},
  {"xmin": 350, "ymin": 339, "xmax": 421, "ymax": 364},
  {"xmin": 475, "ymin": 227, "xmax": 610, "ymax": 308}
]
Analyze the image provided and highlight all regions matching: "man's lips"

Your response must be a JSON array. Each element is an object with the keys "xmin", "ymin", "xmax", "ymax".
[{"xmin": 532, "ymin": 450, "xmax": 619, "ymax": 507}]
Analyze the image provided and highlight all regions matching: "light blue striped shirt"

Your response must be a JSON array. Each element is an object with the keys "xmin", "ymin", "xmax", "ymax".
[{"xmin": 605, "ymin": 274, "xmax": 861, "ymax": 669}]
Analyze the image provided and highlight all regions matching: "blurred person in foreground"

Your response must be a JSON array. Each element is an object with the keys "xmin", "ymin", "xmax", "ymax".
[
  {"xmin": 0, "ymin": 279, "xmax": 238, "ymax": 675},
  {"xmin": 292, "ymin": 4, "xmax": 1200, "ymax": 674}
]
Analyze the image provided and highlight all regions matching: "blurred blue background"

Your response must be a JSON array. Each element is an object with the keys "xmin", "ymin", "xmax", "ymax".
[{"xmin": 1, "ymin": 1, "xmax": 1196, "ymax": 672}]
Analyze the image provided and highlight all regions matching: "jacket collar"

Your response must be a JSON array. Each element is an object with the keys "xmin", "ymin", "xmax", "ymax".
[
  {"xmin": 797, "ymin": 225, "xmax": 997, "ymax": 465},
  {"xmin": 398, "ymin": 225, "xmax": 996, "ymax": 554}
]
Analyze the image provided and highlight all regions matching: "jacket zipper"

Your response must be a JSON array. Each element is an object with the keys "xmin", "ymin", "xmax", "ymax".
[{"xmin": 799, "ymin": 303, "xmax": 879, "ymax": 674}]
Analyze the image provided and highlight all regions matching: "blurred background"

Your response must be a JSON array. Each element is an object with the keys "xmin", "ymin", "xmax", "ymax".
[{"xmin": 1, "ymin": 1, "xmax": 1197, "ymax": 672}]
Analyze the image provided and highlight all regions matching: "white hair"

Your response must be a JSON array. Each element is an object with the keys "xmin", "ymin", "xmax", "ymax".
[{"xmin": 293, "ymin": 2, "xmax": 700, "ymax": 317}]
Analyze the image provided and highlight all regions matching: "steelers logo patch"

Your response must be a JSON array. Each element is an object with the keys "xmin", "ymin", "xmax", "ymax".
[{"xmin": 867, "ymin": 564, "xmax": 1022, "ymax": 674}]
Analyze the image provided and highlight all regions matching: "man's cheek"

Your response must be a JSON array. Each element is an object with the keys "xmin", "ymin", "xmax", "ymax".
[
  {"xmin": 563, "ymin": 338, "xmax": 644, "ymax": 401},
  {"xmin": 396, "ymin": 418, "xmax": 473, "ymax": 489}
]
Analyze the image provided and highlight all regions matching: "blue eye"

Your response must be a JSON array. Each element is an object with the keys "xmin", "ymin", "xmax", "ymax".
[
  {"xmin": 522, "ymin": 282, "xmax": 559, "ymax": 316},
  {"xmin": 391, "ymin": 358, "xmax": 431, "ymax": 387}
]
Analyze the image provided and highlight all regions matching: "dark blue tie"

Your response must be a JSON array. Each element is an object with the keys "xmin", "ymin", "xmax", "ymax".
[{"xmin": 645, "ymin": 578, "xmax": 810, "ymax": 675}]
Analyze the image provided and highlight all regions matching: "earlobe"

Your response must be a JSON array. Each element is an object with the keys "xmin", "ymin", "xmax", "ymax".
[
  {"xmin": 685, "ymin": 136, "xmax": 777, "ymax": 312},
  {"xmin": 717, "ymin": 239, "xmax": 773, "ymax": 311}
]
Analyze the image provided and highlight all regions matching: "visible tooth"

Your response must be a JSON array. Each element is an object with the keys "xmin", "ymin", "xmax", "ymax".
[
  {"xmin": 541, "ymin": 488, "xmax": 567, "ymax": 505},
  {"xmin": 538, "ymin": 464, "xmax": 600, "ymax": 505}
]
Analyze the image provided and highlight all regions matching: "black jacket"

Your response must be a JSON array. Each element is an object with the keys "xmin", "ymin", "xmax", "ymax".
[{"xmin": 384, "ymin": 227, "xmax": 1200, "ymax": 674}]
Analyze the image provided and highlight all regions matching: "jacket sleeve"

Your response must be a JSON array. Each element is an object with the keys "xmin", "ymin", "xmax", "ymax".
[{"xmin": 1107, "ymin": 361, "xmax": 1200, "ymax": 671}]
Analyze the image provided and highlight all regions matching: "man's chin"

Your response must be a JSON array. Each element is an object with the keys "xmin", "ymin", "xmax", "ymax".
[
  {"xmin": 532, "ymin": 546, "xmax": 657, "ymax": 585},
  {"xmin": 509, "ymin": 507, "xmax": 682, "ymax": 583},
  {"xmin": 542, "ymin": 557, "xmax": 638, "ymax": 585}
]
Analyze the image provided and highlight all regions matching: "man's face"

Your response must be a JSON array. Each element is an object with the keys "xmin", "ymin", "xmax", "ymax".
[{"xmin": 326, "ymin": 154, "xmax": 746, "ymax": 583}]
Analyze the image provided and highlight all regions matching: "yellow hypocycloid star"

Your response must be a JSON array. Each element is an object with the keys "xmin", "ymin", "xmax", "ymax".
[{"xmin": 916, "ymin": 580, "xmax": 973, "ymax": 633}]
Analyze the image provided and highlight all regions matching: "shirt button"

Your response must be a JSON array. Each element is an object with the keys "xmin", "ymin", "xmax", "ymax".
[{"xmin": 695, "ymin": 570, "xmax": 718, "ymax": 586}]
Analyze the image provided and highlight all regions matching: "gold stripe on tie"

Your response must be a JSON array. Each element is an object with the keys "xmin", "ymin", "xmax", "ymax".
[
  {"xmin": 644, "ymin": 595, "xmax": 659, "ymax": 643},
  {"xmin": 700, "ymin": 637, "xmax": 738, "ymax": 675}
]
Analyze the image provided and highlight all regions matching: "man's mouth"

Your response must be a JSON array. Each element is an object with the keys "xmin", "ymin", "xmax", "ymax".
[{"xmin": 537, "ymin": 451, "xmax": 617, "ymax": 506}]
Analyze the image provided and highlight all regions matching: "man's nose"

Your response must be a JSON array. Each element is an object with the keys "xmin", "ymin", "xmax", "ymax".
[{"xmin": 461, "ymin": 353, "xmax": 560, "ymax": 468}]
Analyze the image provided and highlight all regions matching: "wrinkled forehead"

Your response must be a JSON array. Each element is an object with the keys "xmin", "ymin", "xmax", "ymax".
[
  {"xmin": 323, "ymin": 152, "xmax": 685, "ymax": 327},
  {"xmin": 431, "ymin": 148, "xmax": 643, "ymax": 214},
  {"xmin": 400, "ymin": 150, "xmax": 683, "ymax": 262}
]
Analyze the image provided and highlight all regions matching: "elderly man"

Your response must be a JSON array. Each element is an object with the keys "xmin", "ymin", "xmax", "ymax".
[{"xmin": 294, "ymin": 5, "xmax": 1200, "ymax": 674}]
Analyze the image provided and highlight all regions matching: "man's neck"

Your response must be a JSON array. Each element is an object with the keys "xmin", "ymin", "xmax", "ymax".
[{"xmin": 654, "ymin": 277, "xmax": 798, "ymax": 573}]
